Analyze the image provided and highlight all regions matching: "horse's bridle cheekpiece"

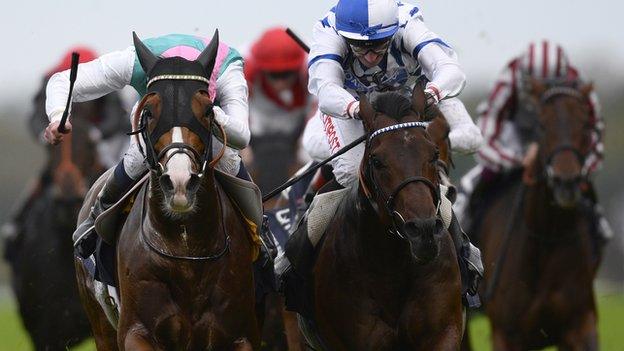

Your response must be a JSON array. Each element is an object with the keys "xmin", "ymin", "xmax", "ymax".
[{"xmin": 365, "ymin": 121, "xmax": 442, "ymax": 239}]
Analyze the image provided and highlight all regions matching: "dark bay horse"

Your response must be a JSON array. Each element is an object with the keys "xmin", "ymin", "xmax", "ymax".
[
  {"xmin": 74, "ymin": 31, "xmax": 259, "ymax": 350},
  {"xmin": 308, "ymin": 88, "xmax": 463, "ymax": 350},
  {"xmin": 7, "ymin": 100, "xmax": 107, "ymax": 350},
  {"xmin": 471, "ymin": 82, "xmax": 601, "ymax": 350}
]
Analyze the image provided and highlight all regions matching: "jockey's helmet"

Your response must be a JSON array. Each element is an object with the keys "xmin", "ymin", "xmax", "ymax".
[
  {"xmin": 250, "ymin": 27, "xmax": 306, "ymax": 72},
  {"xmin": 519, "ymin": 40, "xmax": 571, "ymax": 82},
  {"xmin": 335, "ymin": 0, "xmax": 399, "ymax": 43}
]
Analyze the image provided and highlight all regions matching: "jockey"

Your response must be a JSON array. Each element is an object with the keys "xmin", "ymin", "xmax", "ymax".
[
  {"xmin": 455, "ymin": 40, "xmax": 612, "ymax": 243},
  {"xmin": 244, "ymin": 27, "xmax": 313, "ymax": 192},
  {"xmin": 302, "ymin": 0, "xmax": 482, "ymax": 190},
  {"xmin": 1, "ymin": 47, "xmax": 128, "ymax": 254},
  {"xmin": 43, "ymin": 34, "xmax": 258, "ymax": 258},
  {"xmin": 285, "ymin": 0, "xmax": 484, "ymax": 301}
]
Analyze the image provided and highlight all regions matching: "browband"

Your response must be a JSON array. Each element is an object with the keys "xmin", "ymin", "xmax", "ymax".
[
  {"xmin": 369, "ymin": 121, "xmax": 430, "ymax": 142},
  {"xmin": 147, "ymin": 74, "xmax": 210, "ymax": 88}
]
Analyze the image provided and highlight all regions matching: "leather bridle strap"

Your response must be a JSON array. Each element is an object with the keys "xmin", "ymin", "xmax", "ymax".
[{"xmin": 386, "ymin": 176, "xmax": 440, "ymax": 213}]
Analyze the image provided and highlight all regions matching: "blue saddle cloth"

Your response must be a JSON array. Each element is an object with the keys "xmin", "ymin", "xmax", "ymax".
[{"xmin": 265, "ymin": 164, "xmax": 316, "ymax": 251}]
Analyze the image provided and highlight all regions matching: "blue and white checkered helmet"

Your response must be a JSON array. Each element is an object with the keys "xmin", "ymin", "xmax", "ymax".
[{"xmin": 335, "ymin": 0, "xmax": 399, "ymax": 41}]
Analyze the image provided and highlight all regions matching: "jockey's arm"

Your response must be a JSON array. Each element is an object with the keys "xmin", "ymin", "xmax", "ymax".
[
  {"xmin": 402, "ymin": 16, "xmax": 482, "ymax": 153},
  {"xmin": 213, "ymin": 60, "xmax": 251, "ymax": 150},
  {"xmin": 308, "ymin": 21, "xmax": 359, "ymax": 119},
  {"xmin": 402, "ymin": 17, "xmax": 465, "ymax": 101},
  {"xmin": 476, "ymin": 64, "xmax": 524, "ymax": 171},
  {"xmin": 45, "ymin": 47, "xmax": 135, "ymax": 124},
  {"xmin": 584, "ymin": 88, "xmax": 604, "ymax": 174}
]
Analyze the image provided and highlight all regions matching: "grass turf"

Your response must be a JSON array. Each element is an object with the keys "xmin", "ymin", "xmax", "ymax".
[{"xmin": 0, "ymin": 294, "xmax": 622, "ymax": 350}]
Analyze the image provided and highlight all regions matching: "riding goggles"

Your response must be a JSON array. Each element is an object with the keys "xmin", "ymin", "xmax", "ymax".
[{"xmin": 347, "ymin": 38, "xmax": 392, "ymax": 56}]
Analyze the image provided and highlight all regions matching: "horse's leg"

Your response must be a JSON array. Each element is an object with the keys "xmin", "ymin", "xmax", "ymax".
[
  {"xmin": 558, "ymin": 310, "xmax": 599, "ymax": 351},
  {"xmin": 74, "ymin": 259, "xmax": 119, "ymax": 351},
  {"xmin": 233, "ymin": 338, "xmax": 254, "ymax": 351},
  {"xmin": 282, "ymin": 306, "xmax": 305, "ymax": 351},
  {"xmin": 492, "ymin": 327, "xmax": 523, "ymax": 351},
  {"xmin": 123, "ymin": 331, "xmax": 156, "ymax": 351},
  {"xmin": 460, "ymin": 318, "xmax": 472, "ymax": 351}
]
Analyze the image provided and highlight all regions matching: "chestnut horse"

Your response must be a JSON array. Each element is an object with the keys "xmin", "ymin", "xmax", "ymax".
[
  {"xmin": 305, "ymin": 88, "xmax": 463, "ymax": 350},
  {"xmin": 74, "ymin": 31, "xmax": 259, "ymax": 350},
  {"xmin": 469, "ymin": 82, "xmax": 602, "ymax": 350}
]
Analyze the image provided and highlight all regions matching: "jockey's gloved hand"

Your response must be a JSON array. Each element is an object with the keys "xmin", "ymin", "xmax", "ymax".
[
  {"xmin": 44, "ymin": 120, "xmax": 72, "ymax": 145},
  {"xmin": 348, "ymin": 101, "xmax": 361, "ymax": 119},
  {"xmin": 423, "ymin": 88, "xmax": 440, "ymax": 110}
]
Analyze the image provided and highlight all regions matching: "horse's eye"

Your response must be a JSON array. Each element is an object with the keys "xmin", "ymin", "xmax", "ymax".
[
  {"xmin": 142, "ymin": 109, "xmax": 153, "ymax": 119},
  {"xmin": 371, "ymin": 155, "xmax": 385, "ymax": 169},
  {"xmin": 431, "ymin": 150, "xmax": 440, "ymax": 163}
]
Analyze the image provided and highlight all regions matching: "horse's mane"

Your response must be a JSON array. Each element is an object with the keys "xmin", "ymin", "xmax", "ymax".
[{"xmin": 372, "ymin": 92, "xmax": 413, "ymax": 121}]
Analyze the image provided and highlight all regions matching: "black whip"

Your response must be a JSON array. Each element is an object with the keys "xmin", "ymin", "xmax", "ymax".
[
  {"xmin": 57, "ymin": 52, "xmax": 80, "ymax": 133},
  {"xmin": 286, "ymin": 28, "xmax": 310, "ymax": 54},
  {"xmin": 262, "ymin": 134, "xmax": 366, "ymax": 202}
]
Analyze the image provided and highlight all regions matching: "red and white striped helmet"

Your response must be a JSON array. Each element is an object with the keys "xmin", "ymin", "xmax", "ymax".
[{"xmin": 520, "ymin": 40, "xmax": 570, "ymax": 80}]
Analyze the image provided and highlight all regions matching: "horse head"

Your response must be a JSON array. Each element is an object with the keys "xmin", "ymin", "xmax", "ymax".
[
  {"xmin": 526, "ymin": 79, "xmax": 594, "ymax": 208},
  {"xmin": 359, "ymin": 87, "xmax": 444, "ymax": 263},
  {"xmin": 132, "ymin": 31, "xmax": 219, "ymax": 217},
  {"xmin": 49, "ymin": 100, "xmax": 104, "ymax": 202}
]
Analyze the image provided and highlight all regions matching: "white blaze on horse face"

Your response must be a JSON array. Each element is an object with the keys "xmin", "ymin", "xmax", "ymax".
[{"xmin": 166, "ymin": 127, "xmax": 193, "ymax": 209}]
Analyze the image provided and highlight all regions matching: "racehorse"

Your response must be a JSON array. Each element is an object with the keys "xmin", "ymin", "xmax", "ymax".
[
  {"xmin": 74, "ymin": 31, "xmax": 259, "ymax": 350},
  {"xmin": 306, "ymin": 87, "xmax": 463, "ymax": 350},
  {"xmin": 7, "ymin": 100, "xmax": 106, "ymax": 350},
  {"xmin": 468, "ymin": 81, "xmax": 602, "ymax": 350}
]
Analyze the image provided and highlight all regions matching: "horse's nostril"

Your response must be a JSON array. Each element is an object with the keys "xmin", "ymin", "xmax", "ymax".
[
  {"xmin": 187, "ymin": 174, "xmax": 201, "ymax": 194},
  {"xmin": 435, "ymin": 218, "xmax": 444, "ymax": 235},
  {"xmin": 159, "ymin": 174, "xmax": 174, "ymax": 192}
]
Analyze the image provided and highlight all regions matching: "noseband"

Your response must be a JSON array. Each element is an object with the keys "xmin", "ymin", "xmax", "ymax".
[{"xmin": 363, "ymin": 121, "xmax": 441, "ymax": 239}]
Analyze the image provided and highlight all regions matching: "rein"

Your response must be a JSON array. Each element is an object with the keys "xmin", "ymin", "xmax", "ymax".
[{"xmin": 139, "ymin": 181, "xmax": 231, "ymax": 261}]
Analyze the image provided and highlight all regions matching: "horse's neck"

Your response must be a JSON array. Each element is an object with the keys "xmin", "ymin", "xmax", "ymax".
[
  {"xmin": 524, "ymin": 180, "xmax": 587, "ymax": 235},
  {"xmin": 344, "ymin": 186, "xmax": 411, "ymax": 267}
]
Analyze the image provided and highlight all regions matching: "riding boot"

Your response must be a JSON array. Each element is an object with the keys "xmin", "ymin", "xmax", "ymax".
[
  {"xmin": 74, "ymin": 166, "xmax": 135, "ymax": 258},
  {"xmin": 447, "ymin": 210, "xmax": 484, "ymax": 308},
  {"xmin": 278, "ymin": 179, "xmax": 345, "ymax": 315}
]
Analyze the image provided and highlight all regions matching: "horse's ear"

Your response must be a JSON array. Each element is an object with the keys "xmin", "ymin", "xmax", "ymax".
[
  {"xmin": 132, "ymin": 32, "xmax": 158, "ymax": 74},
  {"xmin": 197, "ymin": 29, "xmax": 220, "ymax": 76},
  {"xmin": 579, "ymin": 82, "xmax": 594, "ymax": 98},
  {"xmin": 411, "ymin": 85, "xmax": 426, "ymax": 114},
  {"xmin": 358, "ymin": 95, "xmax": 375, "ymax": 133}
]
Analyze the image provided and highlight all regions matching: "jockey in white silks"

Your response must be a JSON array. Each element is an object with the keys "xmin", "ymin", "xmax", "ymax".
[
  {"xmin": 301, "ymin": 0, "xmax": 482, "ymax": 187},
  {"xmin": 43, "ymin": 34, "xmax": 254, "ymax": 257},
  {"xmin": 454, "ymin": 40, "xmax": 612, "ymax": 243},
  {"xmin": 281, "ymin": 0, "xmax": 484, "ymax": 304}
]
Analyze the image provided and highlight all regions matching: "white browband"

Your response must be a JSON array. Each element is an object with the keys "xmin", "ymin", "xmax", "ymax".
[
  {"xmin": 369, "ymin": 121, "xmax": 430, "ymax": 142},
  {"xmin": 147, "ymin": 74, "xmax": 210, "ymax": 88}
]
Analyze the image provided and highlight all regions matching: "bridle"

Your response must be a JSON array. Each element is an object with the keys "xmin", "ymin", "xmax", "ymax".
[
  {"xmin": 536, "ymin": 85, "xmax": 590, "ymax": 182},
  {"xmin": 361, "ymin": 121, "xmax": 441, "ymax": 239},
  {"xmin": 129, "ymin": 74, "xmax": 220, "ymax": 177},
  {"xmin": 129, "ymin": 73, "xmax": 231, "ymax": 261}
]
